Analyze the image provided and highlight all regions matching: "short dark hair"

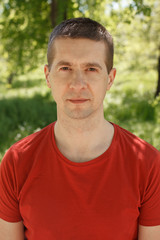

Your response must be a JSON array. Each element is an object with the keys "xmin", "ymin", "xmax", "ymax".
[{"xmin": 47, "ymin": 17, "xmax": 114, "ymax": 73}]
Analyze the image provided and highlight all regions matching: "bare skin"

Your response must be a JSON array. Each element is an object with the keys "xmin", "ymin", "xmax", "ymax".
[
  {"xmin": 138, "ymin": 225, "xmax": 160, "ymax": 240},
  {"xmin": 44, "ymin": 38, "xmax": 116, "ymax": 163},
  {"xmin": 54, "ymin": 118, "xmax": 114, "ymax": 163},
  {"xmin": 0, "ymin": 219, "xmax": 24, "ymax": 240}
]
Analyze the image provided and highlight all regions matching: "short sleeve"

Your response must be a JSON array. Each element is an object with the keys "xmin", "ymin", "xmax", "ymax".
[
  {"xmin": 0, "ymin": 148, "xmax": 22, "ymax": 222},
  {"xmin": 139, "ymin": 152, "xmax": 160, "ymax": 226}
]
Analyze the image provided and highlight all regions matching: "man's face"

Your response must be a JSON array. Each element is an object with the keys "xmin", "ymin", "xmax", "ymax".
[{"xmin": 44, "ymin": 38, "xmax": 116, "ymax": 120}]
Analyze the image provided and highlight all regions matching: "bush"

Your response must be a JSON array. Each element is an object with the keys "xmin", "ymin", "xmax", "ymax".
[
  {"xmin": 104, "ymin": 89, "xmax": 160, "ymax": 150},
  {"xmin": 0, "ymin": 93, "xmax": 57, "ymax": 160}
]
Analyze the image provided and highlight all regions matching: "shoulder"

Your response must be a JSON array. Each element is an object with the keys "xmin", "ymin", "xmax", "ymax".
[
  {"xmin": 113, "ymin": 123, "xmax": 160, "ymax": 167},
  {"xmin": 11, "ymin": 122, "xmax": 54, "ymax": 152},
  {"xmin": 0, "ymin": 122, "xmax": 56, "ymax": 195},
  {"xmin": 114, "ymin": 123, "xmax": 159, "ymax": 154},
  {"xmin": 1, "ymin": 122, "xmax": 55, "ymax": 167},
  {"xmin": 12, "ymin": 122, "xmax": 54, "ymax": 151},
  {"xmin": 113, "ymin": 123, "xmax": 160, "ymax": 210}
]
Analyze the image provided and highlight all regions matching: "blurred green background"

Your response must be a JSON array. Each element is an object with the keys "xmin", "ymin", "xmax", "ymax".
[{"xmin": 0, "ymin": 0, "xmax": 160, "ymax": 161}]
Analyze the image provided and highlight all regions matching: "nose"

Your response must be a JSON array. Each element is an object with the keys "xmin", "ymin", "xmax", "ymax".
[{"xmin": 69, "ymin": 70, "xmax": 87, "ymax": 90}]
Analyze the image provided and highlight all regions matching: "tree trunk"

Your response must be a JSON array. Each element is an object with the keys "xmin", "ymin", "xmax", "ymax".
[
  {"xmin": 51, "ymin": 0, "xmax": 57, "ymax": 27},
  {"xmin": 7, "ymin": 72, "xmax": 15, "ymax": 85},
  {"xmin": 155, "ymin": 48, "xmax": 160, "ymax": 98},
  {"xmin": 50, "ymin": 0, "xmax": 68, "ymax": 28},
  {"xmin": 63, "ymin": 0, "xmax": 67, "ymax": 20}
]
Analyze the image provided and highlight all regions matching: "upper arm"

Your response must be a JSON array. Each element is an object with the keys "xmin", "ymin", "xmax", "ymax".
[
  {"xmin": 0, "ymin": 218, "xmax": 25, "ymax": 240},
  {"xmin": 138, "ymin": 225, "xmax": 160, "ymax": 240}
]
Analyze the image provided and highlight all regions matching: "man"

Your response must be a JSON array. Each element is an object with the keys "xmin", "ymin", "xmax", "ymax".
[{"xmin": 0, "ymin": 18, "xmax": 160, "ymax": 240}]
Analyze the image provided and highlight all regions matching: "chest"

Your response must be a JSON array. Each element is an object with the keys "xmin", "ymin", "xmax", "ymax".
[{"xmin": 19, "ymin": 156, "xmax": 140, "ymax": 240}]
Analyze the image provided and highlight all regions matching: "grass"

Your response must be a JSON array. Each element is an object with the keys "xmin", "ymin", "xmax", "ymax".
[
  {"xmin": 104, "ymin": 89, "xmax": 160, "ymax": 149},
  {"xmin": 0, "ymin": 68, "xmax": 159, "ymax": 161},
  {"xmin": 0, "ymin": 92, "xmax": 57, "ymax": 161}
]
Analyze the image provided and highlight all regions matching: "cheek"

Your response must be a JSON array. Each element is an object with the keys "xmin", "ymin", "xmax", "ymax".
[
  {"xmin": 97, "ymin": 80, "xmax": 108, "ymax": 100},
  {"xmin": 94, "ymin": 77, "xmax": 108, "ymax": 92},
  {"xmin": 50, "ymin": 81, "xmax": 66, "ymax": 103},
  {"xmin": 49, "ymin": 80, "xmax": 57, "ymax": 101}
]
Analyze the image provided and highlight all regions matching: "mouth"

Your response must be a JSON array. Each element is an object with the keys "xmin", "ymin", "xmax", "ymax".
[{"xmin": 67, "ymin": 99, "xmax": 89, "ymax": 104}]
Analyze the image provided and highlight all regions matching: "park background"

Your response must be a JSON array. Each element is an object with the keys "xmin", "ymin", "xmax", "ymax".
[{"xmin": 0, "ymin": 0, "xmax": 160, "ymax": 161}]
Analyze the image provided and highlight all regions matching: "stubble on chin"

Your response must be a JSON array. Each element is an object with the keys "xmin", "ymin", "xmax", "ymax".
[{"xmin": 63, "ymin": 107, "xmax": 94, "ymax": 120}]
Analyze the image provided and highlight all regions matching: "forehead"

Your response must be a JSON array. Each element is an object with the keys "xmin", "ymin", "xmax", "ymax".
[{"xmin": 52, "ymin": 38, "xmax": 107, "ymax": 61}]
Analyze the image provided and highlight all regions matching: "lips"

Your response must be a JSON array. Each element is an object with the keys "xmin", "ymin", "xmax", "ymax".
[{"xmin": 68, "ymin": 99, "xmax": 89, "ymax": 104}]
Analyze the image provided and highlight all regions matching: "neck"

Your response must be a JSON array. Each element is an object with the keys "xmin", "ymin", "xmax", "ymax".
[
  {"xmin": 58, "ymin": 114, "xmax": 104, "ymax": 133},
  {"xmin": 53, "ymin": 111, "xmax": 114, "ymax": 163}
]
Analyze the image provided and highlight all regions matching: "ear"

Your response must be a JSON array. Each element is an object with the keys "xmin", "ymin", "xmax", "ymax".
[
  {"xmin": 44, "ymin": 64, "xmax": 51, "ymax": 88},
  {"xmin": 106, "ymin": 68, "xmax": 116, "ymax": 90}
]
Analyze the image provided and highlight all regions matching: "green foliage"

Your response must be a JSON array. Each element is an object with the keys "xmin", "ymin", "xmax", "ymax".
[
  {"xmin": 104, "ymin": 88, "xmax": 160, "ymax": 150},
  {"xmin": 0, "ymin": 0, "xmax": 157, "ymax": 83},
  {"xmin": 0, "ymin": 0, "xmax": 159, "ymax": 160},
  {"xmin": 105, "ymin": 89, "xmax": 158, "ymax": 122},
  {"xmin": 0, "ymin": 0, "xmax": 51, "ymax": 82},
  {"xmin": 0, "ymin": 92, "xmax": 57, "ymax": 160},
  {"xmin": 129, "ymin": 0, "xmax": 151, "ymax": 16}
]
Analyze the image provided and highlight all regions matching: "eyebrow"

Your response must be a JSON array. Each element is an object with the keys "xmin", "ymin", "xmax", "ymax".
[
  {"xmin": 82, "ymin": 62, "xmax": 102, "ymax": 70},
  {"xmin": 55, "ymin": 61, "xmax": 102, "ymax": 70},
  {"xmin": 55, "ymin": 61, "xmax": 72, "ymax": 68}
]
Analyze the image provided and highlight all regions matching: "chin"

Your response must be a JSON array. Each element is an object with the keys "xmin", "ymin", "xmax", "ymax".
[{"xmin": 64, "ymin": 109, "xmax": 94, "ymax": 120}]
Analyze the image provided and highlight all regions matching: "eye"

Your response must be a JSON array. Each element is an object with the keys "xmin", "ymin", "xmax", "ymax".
[
  {"xmin": 87, "ymin": 67, "xmax": 97, "ymax": 72},
  {"xmin": 60, "ymin": 66, "xmax": 71, "ymax": 71}
]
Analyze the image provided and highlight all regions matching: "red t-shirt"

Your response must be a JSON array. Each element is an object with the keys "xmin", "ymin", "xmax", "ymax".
[{"xmin": 0, "ymin": 122, "xmax": 160, "ymax": 240}]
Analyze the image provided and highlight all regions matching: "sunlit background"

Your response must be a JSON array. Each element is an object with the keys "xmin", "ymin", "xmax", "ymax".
[{"xmin": 0, "ymin": 0, "xmax": 160, "ymax": 160}]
